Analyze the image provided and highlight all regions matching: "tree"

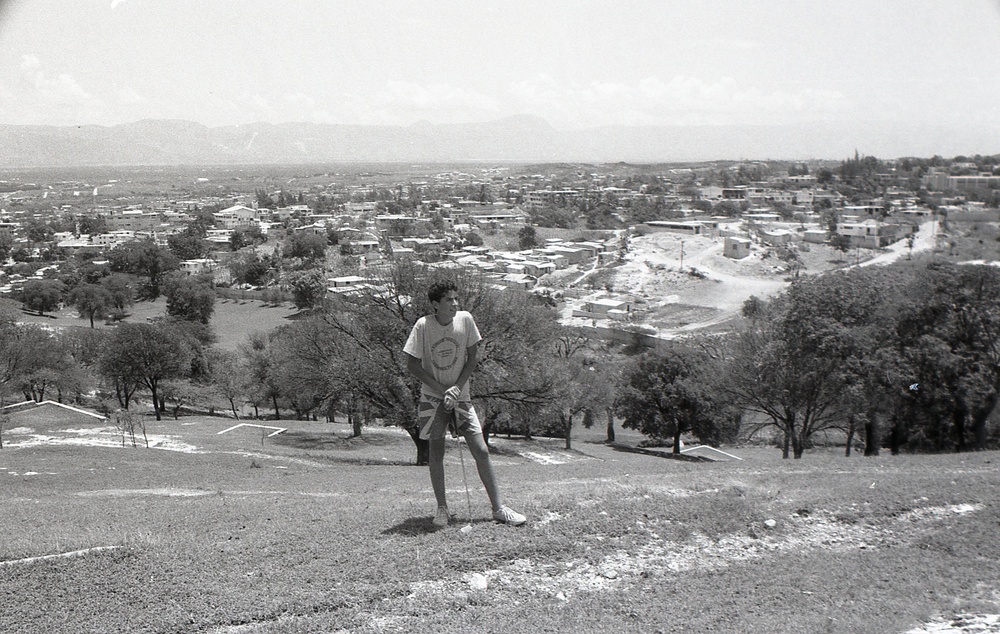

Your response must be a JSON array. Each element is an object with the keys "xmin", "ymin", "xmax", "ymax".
[
  {"xmin": 100, "ymin": 273, "xmax": 137, "ymax": 320},
  {"xmin": 98, "ymin": 323, "xmax": 190, "ymax": 420},
  {"xmin": 16, "ymin": 333, "xmax": 76, "ymax": 403},
  {"xmin": 0, "ymin": 316, "xmax": 62, "ymax": 403},
  {"xmin": 284, "ymin": 232, "xmax": 328, "ymax": 261},
  {"xmin": 229, "ymin": 225, "xmax": 266, "ymax": 251},
  {"xmin": 239, "ymin": 331, "xmax": 286, "ymax": 420},
  {"xmin": 167, "ymin": 226, "xmax": 211, "ymax": 261},
  {"xmin": 463, "ymin": 231, "xmax": 484, "ymax": 247},
  {"xmin": 266, "ymin": 261, "xmax": 561, "ymax": 464},
  {"xmin": 0, "ymin": 234, "xmax": 13, "ymax": 262},
  {"xmin": 518, "ymin": 225, "xmax": 538, "ymax": 250},
  {"xmin": 206, "ymin": 349, "xmax": 246, "ymax": 419},
  {"xmin": 107, "ymin": 240, "xmax": 180, "ymax": 299},
  {"xmin": 21, "ymin": 279, "xmax": 66, "ymax": 316},
  {"xmin": 78, "ymin": 215, "xmax": 107, "ymax": 236},
  {"xmin": 228, "ymin": 251, "xmax": 274, "ymax": 287},
  {"xmin": 616, "ymin": 348, "xmax": 732, "ymax": 453},
  {"xmin": 25, "ymin": 220, "xmax": 54, "ymax": 244},
  {"xmin": 69, "ymin": 283, "xmax": 113, "ymax": 328},
  {"xmin": 778, "ymin": 267, "xmax": 909, "ymax": 456},
  {"xmin": 724, "ymin": 294, "xmax": 843, "ymax": 459},
  {"xmin": 163, "ymin": 273, "xmax": 215, "ymax": 324},
  {"xmin": 255, "ymin": 188, "xmax": 276, "ymax": 209},
  {"xmin": 549, "ymin": 357, "xmax": 613, "ymax": 450},
  {"xmin": 713, "ymin": 200, "xmax": 744, "ymax": 217},
  {"xmin": 286, "ymin": 269, "xmax": 327, "ymax": 310},
  {"xmin": 830, "ymin": 234, "xmax": 852, "ymax": 254},
  {"xmin": 895, "ymin": 263, "xmax": 1000, "ymax": 452}
]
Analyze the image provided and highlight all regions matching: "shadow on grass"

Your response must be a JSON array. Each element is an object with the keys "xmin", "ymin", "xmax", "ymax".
[
  {"xmin": 483, "ymin": 442, "xmax": 526, "ymax": 457},
  {"xmin": 382, "ymin": 516, "xmax": 494, "ymax": 537},
  {"xmin": 487, "ymin": 439, "xmax": 602, "ymax": 461},
  {"xmin": 608, "ymin": 443, "xmax": 709, "ymax": 462},
  {"xmin": 305, "ymin": 455, "xmax": 415, "ymax": 467},
  {"xmin": 272, "ymin": 431, "xmax": 400, "ymax": 451}
]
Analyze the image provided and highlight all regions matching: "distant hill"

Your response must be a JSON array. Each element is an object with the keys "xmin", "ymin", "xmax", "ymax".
[{"xmin": 0, "ymin": 117, "xmax": 993, "ymax": 166}]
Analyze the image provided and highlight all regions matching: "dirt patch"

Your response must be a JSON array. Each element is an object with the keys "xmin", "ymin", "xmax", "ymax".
[
  {"xmin": 2, "ymin": 426, "xmax": 199, "ymax": 453},
  {"xmin": 404, "ymin": 502, "xmax": 988, "ymax": 612}
]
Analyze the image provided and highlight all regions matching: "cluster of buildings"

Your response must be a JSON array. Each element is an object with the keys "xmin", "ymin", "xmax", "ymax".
[
  {"xmin": 328, "ymin": 235, "xmax": 621, "ymax": 296},
  {"xmin": 2, "ymin": 158, "xmax": 998, "ymax": 299}
]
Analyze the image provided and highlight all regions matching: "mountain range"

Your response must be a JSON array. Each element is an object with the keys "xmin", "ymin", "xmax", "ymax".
[{"xmin": 0, "ymin": 116, "xmax": 992, "ymax": 166}]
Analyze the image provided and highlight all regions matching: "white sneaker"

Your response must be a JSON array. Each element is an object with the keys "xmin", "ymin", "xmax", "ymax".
[
  {"xmin": 492, "ymin": 505, "xmax": 526, "ymax": 526},
  {"xmin": 433, "ymin": 506, "xmax": 452, "ymax": 528}
]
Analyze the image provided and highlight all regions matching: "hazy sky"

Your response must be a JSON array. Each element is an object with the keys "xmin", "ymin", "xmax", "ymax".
[{"xmin": 1, "ymin": 0, "xmax": 999, "ymax": 140}]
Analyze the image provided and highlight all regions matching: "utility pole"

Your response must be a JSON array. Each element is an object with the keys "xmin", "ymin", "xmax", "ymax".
[{"xmin": 679, "ymin": 240, "xmax": 684, "ymax": 269}]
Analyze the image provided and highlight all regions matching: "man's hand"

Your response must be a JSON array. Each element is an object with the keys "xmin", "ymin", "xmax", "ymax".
[
  {"xmin": 444, "ymin": 386, "xmax": 461, "ymax": 400},
  {"xmin": 443, "ymin": 394, "xmax": 457, "ymax": 411}
]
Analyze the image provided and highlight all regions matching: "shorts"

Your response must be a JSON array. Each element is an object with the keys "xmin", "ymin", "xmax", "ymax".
[{"xmin": 417, "ymin": 394, "xmax": 483, "ymax": 441}]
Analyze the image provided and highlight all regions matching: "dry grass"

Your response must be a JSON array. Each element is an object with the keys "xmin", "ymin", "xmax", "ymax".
[{"xmin": 1, "ymin": 416, "xmax": 998, "ymax": 633}]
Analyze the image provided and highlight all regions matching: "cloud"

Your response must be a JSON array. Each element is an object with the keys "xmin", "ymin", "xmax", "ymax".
[
  {"xmin": 20, "ymin": 54, "xmax": 96, "ymax": 106},
  {"xmin": 242, "ymin": 83, "xmax": 503, "ymax": 126},
  {"xmin": 507, "ymin": 75, "xmax": 853, "ymax": 128},
  {"xmin": 116, "ymin": 87, "xmax": 144, "ymax": 105},
  {"xmin": 109, "ymin": 0, "xmax": 132, "ymax": 8},
  {"xmin": 8, "ymin": 54, "xmax": 108, "ymax": 123}
]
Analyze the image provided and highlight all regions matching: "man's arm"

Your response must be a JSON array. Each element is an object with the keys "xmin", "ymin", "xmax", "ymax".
[
  {"xmin": 404, "ymin": 352, "xmax": 449, "ymax": 396},
  {"xmin": 451, "ymin": 342, "xmax": 479, "ymax": 397}
]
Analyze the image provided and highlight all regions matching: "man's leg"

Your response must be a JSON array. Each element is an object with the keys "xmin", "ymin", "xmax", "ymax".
[
  {"xmin": 428, "ymin": 435, "xmax": 448, "ymax": 509},
  {"xmin": 464, "ymin": 431, "xmax": 502, "ymax": 512},
  {"xmin": 464, "ymin": 431, "xmax": 526, "ymax": 525}
]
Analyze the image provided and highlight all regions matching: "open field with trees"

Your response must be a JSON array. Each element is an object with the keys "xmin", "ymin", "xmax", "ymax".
[
  {"xmin": 1, "ymin": 256, "xmax": 998, "ymax": 459},
  {"xmin": 0, "ymin": 418, "xmax": 997, "ymax": 633}
]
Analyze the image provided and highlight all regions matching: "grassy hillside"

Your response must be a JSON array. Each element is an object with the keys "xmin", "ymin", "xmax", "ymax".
[{"xmin": 1, "ymin": 415, "xmax": 997, "ymax": 633}]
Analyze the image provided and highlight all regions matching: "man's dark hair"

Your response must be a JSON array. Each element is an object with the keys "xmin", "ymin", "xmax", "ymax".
[{"xmin": 428, "ymin": 279, "xmax": 458, "ymax": 303}]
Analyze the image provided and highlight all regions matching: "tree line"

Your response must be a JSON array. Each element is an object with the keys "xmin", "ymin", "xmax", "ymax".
[{"xmin": 2, "ymin": 258, "xmax": 997, "ymax": 461}]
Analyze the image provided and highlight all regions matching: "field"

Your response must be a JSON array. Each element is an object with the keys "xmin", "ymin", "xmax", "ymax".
[
  {"xmin": 2, "ymin": 296, "xmax": 299, "ymax": 352},
  {"xmin": 1, "ymin": 413, "xmax": 998, "ymax": 634}
]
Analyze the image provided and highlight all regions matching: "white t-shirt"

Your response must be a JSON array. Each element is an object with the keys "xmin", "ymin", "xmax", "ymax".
[{"xmin": 403, "ymin": 310, "xmax": 482, "ymax": 399}]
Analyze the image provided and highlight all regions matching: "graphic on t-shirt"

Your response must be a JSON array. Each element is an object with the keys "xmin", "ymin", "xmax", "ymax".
[{"xmin": 430, "ymin": 336, "xmax": 461, "ymax": 372}]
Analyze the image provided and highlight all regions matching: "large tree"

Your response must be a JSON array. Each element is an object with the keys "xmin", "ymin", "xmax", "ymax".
[
  {"xmin": 229, "ymin": 225, "xmax": 266, "ymax": 252},
  {"xmin": 616, "ymin": 347, "xmax": 734, "ymax": 453},
  {"xmin": 227, "ymin": 251, "xmax": 273, "ymax": 287},
  {"xmin": 163, "ymin": 273, "xmax": 216, "ymax": 324},
  {"xmin": 98, "ymin": 323, "xmax": 191, "ymax": 420},
  {"xmin": 895, "ymin": 263, "xmax": 1000, "ymax": 451},
  {"xmin": 284, "ymin": 232, "xmax": 328, "ymax": 261},
  {"xmin": 107, "ymin": 239, "xmax": 180, "ymax": 299},
  {"xmin": 724, "ymin": 294, "xmax": 844, "ymax": 459},
  {"xmin": 776, "ymin": 267, "xmax": 909, "ymax": 456},
  {"xmin": 69, "ymin": 283, "xmax": 113, "ymax": 328},
  {"xmin": 21, "ymin": 279, "xmax": 66, "ymax": 316},
  {"xmin": 167, "ymin": 225, "xmax": 211, "ymax": 261},
  {"xmin": 239, "ymin": 331, "xmax": 287, "ymax": 420},
  {"xmin": 205, "ymin": 349, "xmax": 245, "ymax": 419},
  {"xmin": 285, "ymin": 269, "xmax": 327, "ymax": 310},
  {"xmin": 100, "ymin": 273, "xmax": 137, "ymax": 319},
  {"xmin": 267, "ymin": 261, "xmax": 561, "ymax": 464},
  {"xmin": 0, "ymin": 315, "xmax": 59, "ymax": 403}
]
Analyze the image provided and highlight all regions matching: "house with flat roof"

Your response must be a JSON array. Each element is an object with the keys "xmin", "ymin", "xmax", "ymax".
[{"xmin": 724, "ymin": 236, "xmax": 751, "ymax": 259}]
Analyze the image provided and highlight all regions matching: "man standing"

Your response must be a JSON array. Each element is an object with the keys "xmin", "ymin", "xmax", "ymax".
[{"xmin": 403, "ymin": 280, "xmax": 526, "ymax": 528}]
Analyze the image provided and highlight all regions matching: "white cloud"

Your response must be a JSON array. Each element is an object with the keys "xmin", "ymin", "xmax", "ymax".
[
  {"xmin": 20, "ymin": 54, "xmax": 95, "ymax": 106},
  {"xmin": 507, "ymin": 75, "xmax": 854, "ymax": 128},
  {"xmin": 245, "ymin": 83, "xmax": 503, "ymax": 127},
  {"xmin": 116, "ymin": 87, "xmax": 144, "ymax": 105},
  {"xmin": 10, "ymin": 54, "xmax": 105, "ymax": 124}
]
